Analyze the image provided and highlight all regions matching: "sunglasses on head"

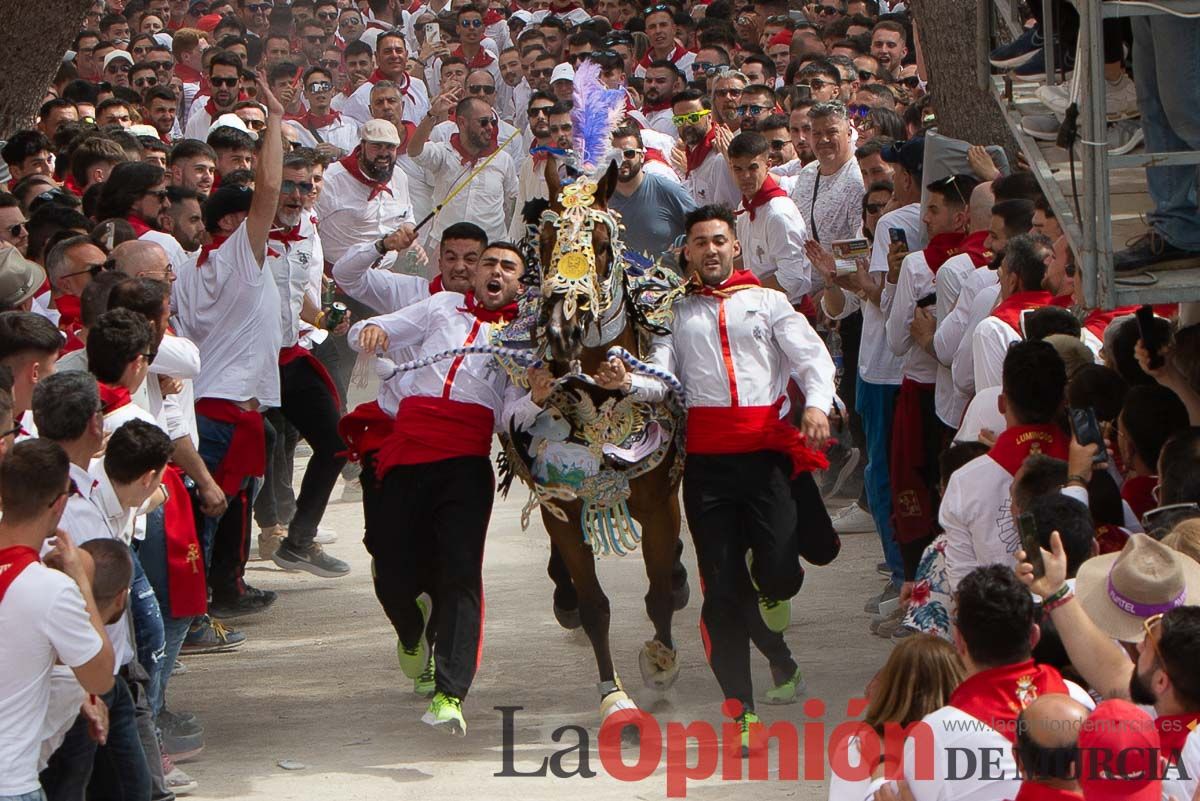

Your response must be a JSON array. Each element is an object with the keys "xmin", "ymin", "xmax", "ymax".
[
  {"xmin": 460, "ymin": 17, "xmax": 483, "ymax": 27},
  {"xmin": 672, "ymin": 108, "xmax": 711, "ymax": 126},
  {"xmin": 281, "ymin": 179, "xmax": 315, "ymax": 195},
  {"xmin": 210, "ymin": 76, "xmax": 239, "ymax": 87},
  {"xmin": 308, "ymin": 81, "xmax": 333, "ymax": 93}
]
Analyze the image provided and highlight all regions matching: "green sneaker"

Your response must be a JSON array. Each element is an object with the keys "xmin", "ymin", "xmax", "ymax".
[
  {"xmin": 421, "ymin": 691, "xmax": 466, "ymax": 736},
  {"xmin": 413, "ymin": 652, "xmax": 436, "ymax": 697},
  {"xmin": 737, "ymin": 710, "xmax": 762, "ymax": 756},
  {"xmin": 396, "ymin": 594, "xmax": 431, "ymax": 680},
  {"xmin": 763, "ymin": 668, "xmax": 806, "ymax": 705},
  {"xmin": 745, "ymin": 552, "xmax": 791, "ymax": 633}
]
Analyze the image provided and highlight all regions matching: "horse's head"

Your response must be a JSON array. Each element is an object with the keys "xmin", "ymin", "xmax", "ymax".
[{"xmin": 538, "ymin": 158, "xmax": 622, "ymax": 370}]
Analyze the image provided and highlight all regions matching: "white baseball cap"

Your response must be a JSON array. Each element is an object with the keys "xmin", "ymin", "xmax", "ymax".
[
  {"xmin": 208, "ymin": 113, "xmax": 258, "ymax": 141},
  {"xmin": 551, "ymin": 62, "xmax": 574, "ymax": 83},
  {"xmin": 360, "ymin": 118, "xmax": 401, "ymax": 146}
]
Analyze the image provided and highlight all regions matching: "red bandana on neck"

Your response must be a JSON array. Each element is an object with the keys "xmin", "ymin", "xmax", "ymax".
[
  {"xmin": 367, "ymin": 68, "xmax": 414, "ymax": 99},
  {"xmin": 126, "ymin": 214, "xmax": 154, "ymax": 237},
  {"xmin": 639, "ymin": 43, "xmax": 688, "ymax": 68},
  {"xmin": 1121, "ymin": 474, "xmax": 1159, "ymax": 522},
  {"xmin": 62, "ymin": 174, "xmax": 85, "ymax": 198},
  {"xmin": 1156, "ymin": 712, "xmax": 1200, "ymax": 760},
  {"xmin": 685, "ymin": 126, "xmax": 719, "ymax": 177},
  {"xmin": 987, "ymin": 424, "xmax": 1070, "ymax": 476},
  {"xmin": 0, "ymin": 546, "xmax": 40, "ymax": 604},
  {"xmin": 990, "ymin": 290, "xmax": 1056, "ymax": 336},
  {"xmin": 458, "ymin": 291, "xmax": 517, "ymax": 323},
  {"xmin": 923, "ymin": 229, "xmax": 993, "ymax": 273},
  {"xmin": 452, "ymin": 45, "xmax": 495, "ymax": 69},
  {"xmin": 738, "ymin": 175, "xmax": 787, "ymax": 221},
  {"xmin": 175, "ymin": 63, "xmax": 201, "ymax": 85},
  {"xmin": 450, "ymin": 132, "xmax": 497, "ymax": 165},
  {"xmin": 642, "ymin": 97, "xmax": 672, "ymax": 113},
  {"xmin": 949, "ymin": 659, "xmax": 1071, "ymax": 743},
  {"xmin": 197, "ymin": 232, "xmax": 229, "ymax": 267},
  {"xmin": 294, "ymin": 109, "xmax": 342, "ymax": 129},
  {"xmin": 99, "ymin": 382, "xmax": 132, "ymax": 414},
  {"xmin": 694, "ymin": 269, "xmax": 761, "ymax": 297},
  {"xmin": 430, "ymin": 275, "xmax": 444, "ymax": 294},
  {"xmin": 339, "ymin": 148, "xmax": 393, "ymax": 200},
  {"xmin": 269, "ymin": 224, "xmax": 306, "ymax": 245}
]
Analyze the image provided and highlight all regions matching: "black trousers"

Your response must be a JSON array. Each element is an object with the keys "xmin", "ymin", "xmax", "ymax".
[
  {"xmin": 276, "ymin": 357, "xmax": 346, "ymax": 549},
  {"xmin": 369, "ymin": 456, "xmax": 494, "ymax": 700},
  {"xmin": 683, "ymin": 451, "xmax": 805, "ymax": 710}
]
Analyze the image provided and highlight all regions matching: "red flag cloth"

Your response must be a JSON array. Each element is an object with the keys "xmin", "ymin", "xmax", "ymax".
[
  {"xmin": 685, "ymin": 126, "xmax": 718, "ymax": 177},
  {"xmin": 193, "ymin": 398, "xmax": 266, "ymax": 495},
  {"xmin": 0, "ymin": 545, "xmax": 39, "ymax": 604},
  {"xmin": 278, "ymin": 344, "xmax": 340, "ymax": 408},
  {"xmin": 338, "ymin": 148, "xmax": 393, "ymax": 200},
  {"xmin": 990, "ymin": 290, "xmax": 1056, "ymax": 336},
  {"xmin": 737, "ymin": 175, "xmax": 787, "ymax": 221},
  {"xmin": 889, "ymin": 377, "xmax": 939, "ymax": 543},
  {"xmin": 375, "ymin": 396, "xmax": 494, "ymax": 475},
  {"xmin": 686, "ymin": 399, "xmax": 829, "ymax": 477},
  {"xmin": 338, "ymin": 400, "xmax": 394, "ymax": 462},
  {"xmin": 161, "ymin": 465, "xmax": 206, "ymax": 617},
  {"xmin": 986, "ymin": 424, "xmax": 1070, "ymax": 475},
  {"xmin": 949, "ymin": 659, "xmax": 1071, "ymax": 743}
]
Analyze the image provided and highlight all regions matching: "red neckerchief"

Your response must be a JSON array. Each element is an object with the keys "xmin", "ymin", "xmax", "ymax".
[
  {"xmin": 458, "ymin": 292, "xmax": 517, "ymax": 323},
  {"xmin": 99, "ymin": 382, "xmax": 132, "ymax": 414},
  {"xmin": 990, "ymin": 290, "xmax": 1056, "ymax": 336},
  {"xmin": 924, "ymin": 230, "xmax": 992, "ymax": 274},
  {"xmin": 126, "ymin": 214, "xmax": 153, "ymax": 237},
  {"xmin": 197, "ymin": 232, "xmax": 229, "ymax": 267},
  {"xmin": 738, "ymin": 175, "xmax": 787, "ymax": 221},
  {"xmin": 339, "ymin": 148, "xmax": 393, "ymax": 200},
  {"xmin": 949, "ymin": 659, "xmax": 1071, "ymax": 743},
  {"xmin": 367, "ymin": 68, "xmax": 414, "ymax": 100},
  {"xmin": 1156, "ymin": 712, "xmax": 1200, "ymax": 760},
  {"xmin": 1121, "ymin": 474, "xmax": 1159, "ymax": 522},
  {"xmin": 408, "ymin": 0, "xmax": 423, "ymax": 12},
  {"xmin": 694, "ymin": 269, "xmax": 762, "ymax": 296},
  {"xmin": 451, "ymin": 45, "xmax": 495, "ymax": 69},
  {"xmin": 483, "ymin": 8, "xmax": 504, "ymax": 25},
  {"xmin": 685, "ymin": 126, "xmax": 718, "ymax": 177},
  {"xmin": 987, "ymin": 423, "xmax": 1070, "ymax": 476},
  {"xmin": 639, "ymin": 43, "xmax": 688, "ymax": 69},
  {"xmin": 642, "ymin": 97, "xmax": 672, "ymax": 113},
  {"xmin": 0, "ymin": 545, "xmax": 40, "ymax": 604},
  {"xmin": 269, "ymin": 223, "xmax": 306, "ymax": 246},
  {"xmin": 294, "ymin": 108, "xmax": 342, "ymax": 129},
  {"xmin": 1012, "ymin": 784, "xmax": 1083, "ymax": 801},
  {"xmin": 430, "ymin": 275, "xmax": 444, "ymax": 294},
  {"xmin": 175, "ymin": 63, "xmax": 202, "ymax": 84},
  {"xmin": 56, "ymin": 294, "xmax": 85, "ymax": 354},
  {"xmin": 62, "ymin": 174, "xmax": 85, "ymax": 198},
  {"xmin": 450, "ymin": 132, "xmax": 497, "ymax": 165}
]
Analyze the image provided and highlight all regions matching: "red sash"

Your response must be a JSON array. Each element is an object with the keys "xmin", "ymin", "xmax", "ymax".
[
  {"xmin": 339, "ymin": 149, "xmax": 393, "ymax": 200},
  {"xmin": 924, "ymin": 230, "xmax": 992, "ymax": 274},
  {"xmin": 889, "ymin": 378, "xmax": 939, "ymax": 543},
  {"xmin": 161, "ymin": 465, "xmax": 206, "ymax": 617},
  {"xmin": 990, "ymin": 290, "xmax": 1056, "ymax": 336},
  {"xmin": 1121, "ymin": 474, "xmax": 1159, "ymax": 522},
  {"xmin": 949, "ymin": 659, "xmax": 1071, "ymax": 743},
  {"xmin": 685, "ymin": 126, "xmax": 718, "ymax": 177},
  {"xmin": 987, "ymin": 424, "xmax": 1070, "ymax": 476},
  {"xmin": 686, "ymin": 401, "xmax": 828, "ymax": 477},
  {"xmin": 0, "ymin": 545, "xmax": 39, "ymax": 604},
  {"xmin": 737, "ymin": 175, "xmax": 787, "ymax": 221},
  {"xmin": 193, "ymin": 398, "xmax": 266, "ymax": 495},
  {"xmin": 451, "ymin": 45, "xmax": 495, "ymax": 69},
  {"xmin": 338, "ymin": 400, "xmax": 394, "ymax": 462},
  {"xmin": 1156, "ymin": 712, "xmax": 1200, "ymax": 760},
  {"xmin": 98, "ymin": 383, "xmax": 133, "ymax": 414},
  {"xmin": 278, "ymin": 344, "xmax": 341, "ymax": 408},
  {"xmin": 375, "ymin": 396, "xmax": 494, "ymax": 475},
  {"xmin": 56, "ymin": 294, "xmax": 85, "ymax": 355}
]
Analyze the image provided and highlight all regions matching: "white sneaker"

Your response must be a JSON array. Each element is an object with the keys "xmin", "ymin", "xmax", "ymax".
[
  {"xmin": 830, "ymin": 502, "xmax": 876, "ymax": 534},
  {"xmin": 1105, "ymin": 119, "xmax": 1144, "ymax": 156},
  {"xmin": 340, "ymin": 479, "xmax": 362, "ymax": 503},
  {"xmin": 1036, "ymin": 83, "xmax": 1070, "ymax": 118},
  {"xmin": 314, "ymin": 526, "xmax": 338, "ymax": 545},
  {"xmin": 1021, "ymin": 113, "xmax": 1061, "ymax": 141},
  {"xmin": 1105, "ymin": 73, "xmax": 1139, "ymax": 121}
]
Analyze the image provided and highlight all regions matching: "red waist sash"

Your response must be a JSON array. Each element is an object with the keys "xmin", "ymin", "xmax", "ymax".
[
  {"xmin": 338, "ymin": 400, "xmax": 395, "ymax": 462},
  {"xmin": 686, "ymin": 400, "xmax": 828, "ymax": 477},
  {"xmin": 162, "ymin": 465, "xmax": 206, "ymax": 618},
  {"xmin": 375, "ymin": 396, "xmax": 494, "ymax": 475},
  {"xmin": 193, "ymin": 398, "xmax": 266, "ymax": 495}
]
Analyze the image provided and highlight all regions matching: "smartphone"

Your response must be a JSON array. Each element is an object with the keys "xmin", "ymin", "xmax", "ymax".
[
  {"xmin": 889, "ymin": 227, "xmax": 908, "ymax": 250},
  {"xmin": 1135, "ymin": 304, "xmax": 1165, "ymax": 370},
  {"xmin": 425, "ymin": 23, "xmax": 441, "ymax": 45},
  {"xmin": 1017, "ymin": 512, "xmax": 1045, "ymax": 580},
  {"xmin": 1068, "ymin": 406, "xmax": 1109, "ymax": 466},
  {"xmin": 916, "ymin": 293, "xmax": 937, "ymax": 309}
]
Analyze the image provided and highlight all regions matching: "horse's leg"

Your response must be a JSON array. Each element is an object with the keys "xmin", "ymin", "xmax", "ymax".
[
  {"xmin": 541, "ymin": 510, "xmax": 615, "ymax": 685},
  {"xmin": 628, "ymin": 471, "xmax": 684, "ymax": 691}
]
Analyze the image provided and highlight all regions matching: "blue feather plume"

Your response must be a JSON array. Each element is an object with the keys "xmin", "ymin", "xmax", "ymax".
[{"xmin": 571, "ymin": 61, "xmax": 627, "ymax": 178}]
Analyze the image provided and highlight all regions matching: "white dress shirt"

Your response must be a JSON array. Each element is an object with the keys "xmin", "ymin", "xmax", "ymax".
[
  {"xmin": 266, "ymin": 215, "xmax": 322, "ymax": 348},
  {"xmin": 341, "ymin": 73, "xmax": 429, "ymax": 126},
  {"xmin": 290, "ymin": 113, "xmax": 361, "ymax": 153},
  {"xmin": 315, "ymin": 158, "xmax": 415, "ymax": 264},
  {"xmin": 430, "ymin": 118, "xmax": 524, "ymax": 167},
  {"xmin": 735, "ymin": 194, "xmax": 813, "ymax": 302},
  {"xmin": 683, "ymin": 148, "xmax": 740, "ymax": 210},
  {"xmin": 950, "ymin": 272, "xmax": 1000, "ymax": 398},
  {"xmin": 971, "ymin": 310, "xmax": 1023, "ymax": 394},
  {"xmin": 932, "ymin": 252, "xmax": 982, "ymax": 426},
  {"xmin": 412, "ymin": 140, "xmax": 517, "ymax": 244},
  {"xmin": 883, "ymin": 249, "xmax": 940, "ymax": 386}
]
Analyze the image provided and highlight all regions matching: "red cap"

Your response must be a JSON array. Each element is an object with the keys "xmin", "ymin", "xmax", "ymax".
[
  {"xmin": 1076, "ymin": 700, "xmax": 1163, "ymax": 801},
  {"xmin": 768, "ymin": 30, "xmax": 794, "ymax": 48},
  {"xmin": 197, "ymin": 13, "xmax": 222, "ymax": 32}
]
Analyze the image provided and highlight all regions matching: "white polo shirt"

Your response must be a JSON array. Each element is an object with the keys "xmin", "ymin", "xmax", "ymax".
[{"xmin": 735, "ymin": 193, "xmax": 812, "ymax": 303}]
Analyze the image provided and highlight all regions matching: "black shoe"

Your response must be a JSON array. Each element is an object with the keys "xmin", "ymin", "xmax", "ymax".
[
  {"xmin": 1114, "ymin": 230, "xmax": 1200, "ymax": 273},
  {"xmin": 272, "ymin": 541, "xmax": 350, "ymax": 577},
  {"xmin": 157, "ymin": 708, "xmax": 204, "ymax": 739},
  {"xmin": 209, "ymin": 585, "xmax": 277, "ymax": 619}
]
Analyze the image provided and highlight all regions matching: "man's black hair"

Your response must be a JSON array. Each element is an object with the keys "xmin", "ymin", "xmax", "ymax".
[
  {"xmin": 940, "ymin": 441, "xmax": 989, "ymax": 482},
  {"xmin": 87, "ymin": 308, "xmax": 153, "ymax": 385},
  {"xmin": 344, "ymin": 39, "xmax": 373, "ymax": 59},
  {"xmin": 1066, "ymin": 364, "xmax": 1128, "ymax": 424},
  {"xmin": 1159, "ymin": 606, "xmax": 1200, "ymax": 708},
  {"xmin": 27, "ymin": 203, "xmax": 92, "ymax": 264},
  {"xmin": 671, "ymin": 87, "xmax": 708, "ymax": 108},
  {"xmin": 168, "ymin": 139, "xmax": 218, "ymax": 166},
  {"xmin": 1110, "ymin": 315, "xmax": 1171, "ymax": 387},
  {"xmin": 955, "ymin": 565, "xmax": 1036, "ymax": 667},
  {"xmin": 207, "ymin": 126, "xmax": 256, "ymax": 153},
  {"xmin": 2, "ymin": 130, "xmax": 53, "ymax": 168},
  {"xmin": 1002, "ymin": 340, "xmax": 1067, "ymax": 425},
  {"xmin": 0, "ymin": 311, "xmax": 62, "ymax": 363},
  {"xmin": 108, "ymin": 278, "xmax": 169, "ymax": 329},
  {"xmin": 1121, "ymin": 385, "xmax": 1190, "ymax": 472},
  {"xmin": 992, "ymin": 171, "xmax": 1042, "ymax": 203},
  {"xmin": 104, "ymin": 418, "xmax": 171, "ymax": 485},
  {"xmin": 0, "ymin": 439, "xmax": 69, "ymax": 522},
  {"xmin": 1012, "ymin": 454, "xmax": 1067, "ymax": 513},
  {"xmin": 684, "ymin": 204, "xmax": 737, "ymax": 237},
  {"xmin": 207, "ymin": 49, "xmax": 244, "ymax": 75},
  {"xmin": 1159, "ymin": 427, "xmax": 1200, "ymax": 506},
  {"xmin": 79, "ymin": 539, "xmax": 134, "ymax": 606},
  {"xmin": 727, "ymin": 130, "xmax": 769, "ymax": 160},
  {"xmin": 97, "ymin": 161, "xmax": 166, "ymax": 222},
  {"xmin": 1025, "ymin": 306, "xmax": 1081, "ymax": 341},
  {"xmin": 441, "ymin": 221, "xmax": 488, "ymax": 245},
  {"xmin": 741, "ymin": 54, "xmax": 776, "ymax": 79},
  {"xmin": 1028, "ymin": 493, "xmax": 1094, "ymax": 577}
]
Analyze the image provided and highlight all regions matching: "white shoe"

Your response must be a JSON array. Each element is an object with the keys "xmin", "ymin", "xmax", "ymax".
[
  {"xmin": 314, "ymin": 526, "xmax": 338, "ymax": 545},
  {"xmin": 1105, "ymin": 119, "xmax": 1144, "ymax": 156},
  {"xmin": 830, "ymin": 502, "xmax": 876, "ymax": 534},
  {"xmin": 1105, "ymin": 73, "xmax": 1139, "ymax": 121},
  {"xmin": 1036, "ymin": 83, "xmax": 1070, "ymax": 118}
]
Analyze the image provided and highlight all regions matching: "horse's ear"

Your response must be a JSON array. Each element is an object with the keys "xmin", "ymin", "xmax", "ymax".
[
  {"xmin": 596, "ymin": 158, "xmax": 619, "ymax": 207},
  {"xmin": 544, "ymin": 155, "xmax": 563, "ymax": 212}
]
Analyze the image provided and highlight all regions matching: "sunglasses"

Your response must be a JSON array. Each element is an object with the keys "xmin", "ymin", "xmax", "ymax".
[
  {"xmin": 713, "ymin": 86, "xmax": 743, "ymax": 97},
  {"xmin": 317, "ymin": 10, "xmax": 338, "ymax": 19},
  {"xmin": 672, "ymin": 108, "xmax": 711, "ymax": 126},
  {"xmin": 281, "ymin": 179, "xmax": 315, "ymax": 195},
  {"xmin": 896, "ymin": 75, "xmax": 921, "ymax": 89},
  {"xmin": 144, "ymin": 188, "xmax": 170, "ymax": 201},
  {"xmin": 468, "ymin": 84, "xmax": 495, "ymax": 95},
  {"xmin": 242, "ymin": 118, "xmax": 266, "ymax": 130},
  {"xmin": 1143, "ymin": 613, "xmax": 1165, "ymax": 663},
  {"xmin": 736, "ymin": 104, "xmax": 768, "ymax": 117},
  {"xmin": 620, "ymin": 148, "xmax": 642, "ymax": 159},
  {"xmin": 6, "ymin": 221, "xmax": 27, "ymax": 237},
  {"xmin": 530, "ymin": 67, "xmax": 554, "ymax": 78},
  {"xmin": 317, "ymin": 59, "xmax": 340, "ymax": 70},
  {"xmin": 768, "ymin": 139, "xmax": 790, "ymax": 150},
  {"xmin": 247, "ymin": 1, "xmax": 272, "ymax": 11},
  {"xmin": 211, "ymin": 76, "xmax": 239, "ymax": 87},
  {"xmin": 817, "ymin": 4, "xmax": 839, "ymax": 14},
  {"xmin": 460, "ymin": 17, "xmax": 483, "ymax": 27},
  {"xmin": 865, "ymin": 202, "xmax": 886, "ymax": 213},
  {"xmin": 804, "ymin": 77, "xmax": 836, "ymax": 89},
  {"xmin": 307, "ymin": 81, "xmax": 333, "ymax": 93},
  {"xmin": 107, "ymin": 63, "xmax": 132, "ymax": 73},
  {"xmin": 477, "ymin": 117, "xmax": 496, "ymax": 127},
  {"xmin": 303, "ymin": 34, "xmax": 326, "ymax": 43},
  {"xmin": 765, "ymin": 14, "xmax": 792, "ymax": 23},
  {"xmin": 134, "ymin": 76, "xmax": 158, "ymax": 87},
  {"xmin": 857, "ymin": 69, "xmax": 877, "ymax": 81},
  {"xmin": 151, "ymin": 60, "xmax": 174, "ymax": 71},
  {"xmin": 61, "ymin": 260, "xmax": 116, "ymax": 280},
  {"xmin": 847, "ymin": 103, "xmax": 870, "ymax": 118},
  {"xmin": 528, "ymin": 105, "xmax": 553, "ymax": 116},
  {"xmin": 339, "ymin": 17, "xmax": 362, "ymax": 27},
  {"xmin": 692, "ymin": 61, "xmax": 726, "ymax": 76}
]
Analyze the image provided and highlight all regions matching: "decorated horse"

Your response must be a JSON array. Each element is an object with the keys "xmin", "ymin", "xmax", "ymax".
[{"xmin": 493, "ymin": 61, "xmax": 692, "ymax": 723}]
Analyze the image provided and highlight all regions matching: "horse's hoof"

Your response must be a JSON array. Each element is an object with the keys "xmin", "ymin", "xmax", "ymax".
[
  {"xmin": 553, "ymin": 603, "xmax": 582, "ymax": 630},
  {"xmin": 639, "ymin": 640, "xmax": 681, "ymax": 691},
  {"xmin": 599, "ymin": 688, "xmax": 641, "ymax": 744},
  {"xmin": 672, "ymin": 581, "xmax": 690, "ymax": 611}
]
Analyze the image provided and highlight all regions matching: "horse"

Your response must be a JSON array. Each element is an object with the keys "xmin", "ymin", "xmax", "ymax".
[{"xmin": 505, "ymin": 157, "xmax": 689, "ymax": 722}]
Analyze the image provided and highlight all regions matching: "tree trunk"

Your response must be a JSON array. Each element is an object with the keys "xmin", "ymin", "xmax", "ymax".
[
  {"xmin": 0, "ymin": 0, "xmax": 94, "ymax": 137},
  {"xmin": 910, "ymin": 0, "xmax": 1017, "ymax": 154}
]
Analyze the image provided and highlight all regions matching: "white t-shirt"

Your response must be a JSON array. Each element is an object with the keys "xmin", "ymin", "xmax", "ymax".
[{"xmin": 0, "ymin": 562, "xmax": 103, "ymax": 796}]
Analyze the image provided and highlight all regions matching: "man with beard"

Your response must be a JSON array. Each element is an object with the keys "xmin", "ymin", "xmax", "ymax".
[
  {"xmin": 409, "ymin": 93, "xmax": 516, "ymax": 247},
  {"xmin": 168, "ymin": 140, "xmax": 217, "ymax": 198},
  {"xmin": 509, "ymin": 92, "xmax": 556, "ymax": 240},
  {"xmin": 349, "ymin": 242, "xmax": 529, "ymax": 736},
  {"xmin": 342, "ymin": 30, "xmax": 429, "ymax": 127},
  {"xmin": 641, "ymin": 61, "xmax": 684, "ymax": 138},
  {"xmin": 671, "ymin": 89, "xmax": 740, "ymax": 209},
  {"xmin": 711, "ymin": 69, "xmax": 747, "ymax": 132},
  {"xmin": 760, "ymin": 114, "xmax": 798, "ymax": 174},
  {"xmin": 495, "ymin": 47, "xmax": 529, "ymax": 127},
  {"xmin": 165, "ymin": 186, "xmax": 204, "ymax": 261},
  {"xmin": 259, "ymin": 151, "xmax": 351, "ymax": 578},
  {"xmin": 291, "ymin": 65, "xmax": 359, "ymax": 154},
  {"xmin": 429, "ymin": 70, "xmax": 524, "ymax": 166},
  {"xmin": 368, "ymin": 80, "xmax": 434, "ymax": 227},
  {"xmin": 95, "ymin": 161, "xmax": 190, "ymax": 275},
  {"xmin": 609, "ymin": 126, "xmax": 695, "ymax": 260},
  {"xmin": 183, "ymin": 51, "xmax": 244, "ymax": 140}
]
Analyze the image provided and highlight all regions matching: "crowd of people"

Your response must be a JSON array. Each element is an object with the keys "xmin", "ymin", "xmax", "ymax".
[{"xmin": 0, "ymin": 0, "xmax": 1199, "ymax": 799}]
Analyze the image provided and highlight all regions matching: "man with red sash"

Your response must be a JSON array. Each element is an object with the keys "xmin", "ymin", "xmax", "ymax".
[
  {"xmin": 173, "ymin": 75, "xmax": 289, "ymax": 617},
  {"xmin": 671, "ymin": 88, "xmax": 741, "ymax": 209},
  {"xmin": 341, "ymin": 29, "xmax": 430, "ymax": 125},
  {"xmin": 0, "ymin": 440, "xmax": 114, "ymax": 800},
  {"xmin": 942, "ymin": 340, "xmax": 1069, "ymax": 590},
  {"xmin": 596, "ymin": 205, "xmax": 834, "ymax": 752},
  {"xmin": 634, "ymin": 5, "xmax": 695, "ymax": 78},
  {"xmin": 885, "ymin": 174, "xmax": 987, "ymax": 577},
  {"xmin": 290, "ymin": 65, "xmax": 359, "ymax": 153},
  {"xmin": 349, "ymin": 242, "xmax": 526, "ymax": 737},
  {"xmin": 972, "ymin": 233, "xmax": 1056, "ymax": 393},
  {"xmin": 892, "ymin": 566, "xmax": 1091, "ymax": 801},
  {"xmin": 262, "ymin": 150, "xmax": 352, "ymax": 580}
]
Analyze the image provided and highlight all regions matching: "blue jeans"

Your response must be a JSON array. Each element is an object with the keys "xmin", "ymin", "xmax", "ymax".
[
  {"xmin": 856, "ymin": 379, "xmax": 904, "ymax": 586},
  {"xmin": 136, "ymin": 507, "xmax": 193, "ymax": 717},
  {"xmin": 1132, "ymin": 16, "xmax": 1200, "ymax": 250},
  {"xmin": 90, "ymin": 676, "xmax": 151, "ymax": 801},
  {"xmin": 1, "ymin": 790, "xmax": 47, "ymax": 801},
  {"xmin": 127, "ymin": 551, "xmax": 165, "ymax": 720}
]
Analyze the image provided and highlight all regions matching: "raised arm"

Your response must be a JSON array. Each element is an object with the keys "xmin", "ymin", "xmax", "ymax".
[
  {"xmin": 247, "ymin": 73, "xmax": 285, "ymax": 267},
  {"xmin": 409, "ymin": 88, "xmax": 459, "ymax": 159}
]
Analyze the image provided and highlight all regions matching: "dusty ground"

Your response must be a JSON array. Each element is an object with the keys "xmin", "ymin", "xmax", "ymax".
[{"xmin": 175, "ymin": 400, "xmax": 894, "ymax": 800}]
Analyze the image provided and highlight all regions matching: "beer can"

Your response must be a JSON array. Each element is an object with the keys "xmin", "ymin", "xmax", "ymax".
[{"xmin": 324, "ymin": 302, "xmax": 348, "ymax": 329}]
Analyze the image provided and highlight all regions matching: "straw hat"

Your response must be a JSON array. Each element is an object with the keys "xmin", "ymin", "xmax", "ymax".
[
  {"xmin": 1163, "ymin": 518, "xmax": 1200, "ymax": 567},
  {"xmin": 1075, "ymin": 533, "xmax": 1200, "ymax": 642}
]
